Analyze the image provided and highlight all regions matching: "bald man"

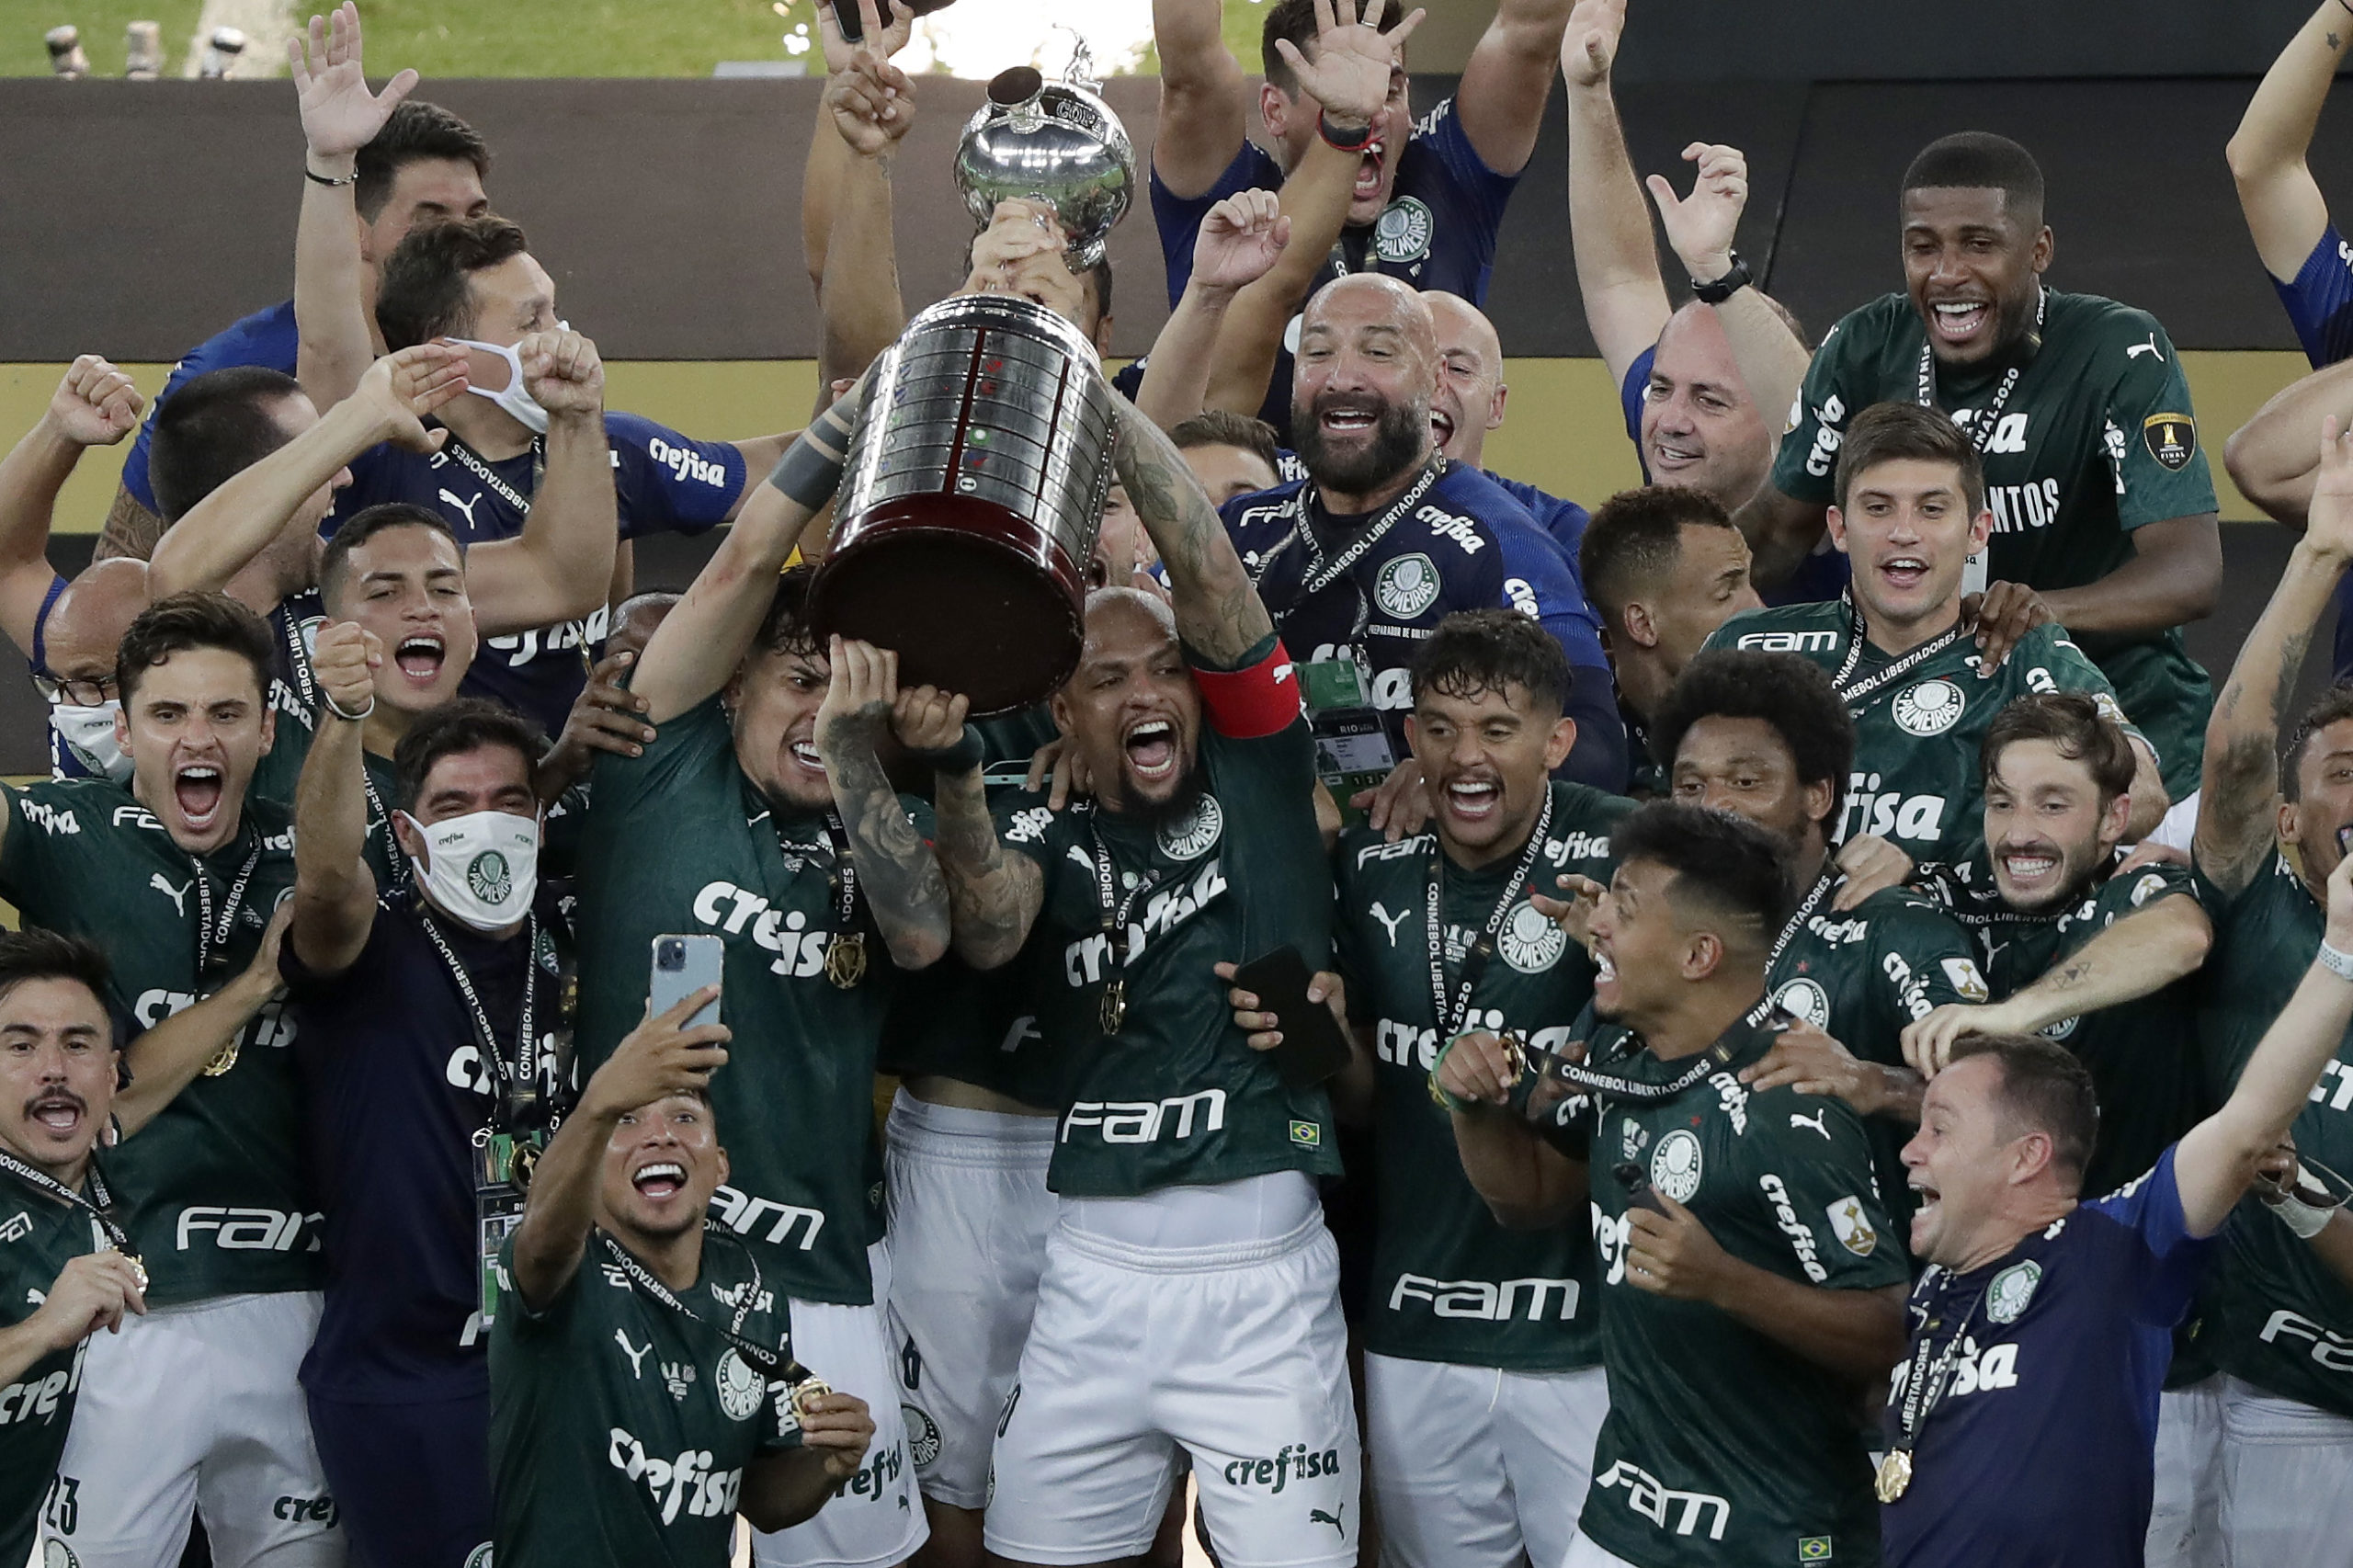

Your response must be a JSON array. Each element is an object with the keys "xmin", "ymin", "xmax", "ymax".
[
  {"xmin": 1425, "ymin": 290, "xmax": 1597, "ymax": 562},
  {"xmin": 1224, "ymin": 274, "xmax": 1627, "ymax": 792}
]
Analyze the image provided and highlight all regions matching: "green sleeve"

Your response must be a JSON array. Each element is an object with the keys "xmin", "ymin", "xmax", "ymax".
[
  {"xmin": 1768, "ymin": 306, "xmax": 1881, "ymax": 506},
  {"xmin": 0, "ymin": 784, "xmax": 63, "ymax": 921},
  {"xmin": 2100, "ymin": 312, "xmax": 2220, "ymax": 528},
  {"xmin": 1750, "ymin": 1096, "xmax": 1911, "ymax": 1288},
  {"xmin": 1881, "ymin": 897, "xmax": 1991, "ymax": 1016},
  {"xmin": 2021, "ymin": 628, "xmax": 2149, "ymax": 750},
  {"xmin": 585, "ymin": 694, "xmax": 734, "ymax": 820}
]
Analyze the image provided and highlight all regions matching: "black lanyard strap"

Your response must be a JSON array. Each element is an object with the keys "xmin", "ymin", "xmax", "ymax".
[
  {"xmin": 0, "ymin": 1148, "xmax": 141, "ymax": 1282},
  {"xmin": 1769, "ymin": 866, "xmax": 1838, "ymax": 971},
  {"xmin": 440, "ymin": 434, "xmax": 539, "ymax": 517},
  {"xmin": 596, "ymin": 1225, "xmax": 826, "ymax": 1413},
  {"xmin": 1549, "ymin": 995, "xmax": 1781, "ymax": 1106},
  {"xmin": 1291, "ymin": 456, "xmax": 1449, "ymax": 604},
  {"xmin": 191, "ymin": 835, "xmax": 265, "ymax": 986},
  {"xmin": 1086, "ymin": 805, "xmax": 1168, "ymax": 1034},
  {"xmin": 814, "ymin": 811, "xmax": 868, "ymax": 988},
  {"xmin": 417, "ymin": 905, "xmax": 550, "ymax": 1133},
  {"xmin": 1426, "ymin": 792, "xmax": 1555, "ymax": 1040},
  {"xmin": 1893, "ymin": 1273, "xmax": 1988, "ymax": 1457},
  {"xmin": 1828, "ymin": 593, "xmax": 1971, "ymax": 706}
]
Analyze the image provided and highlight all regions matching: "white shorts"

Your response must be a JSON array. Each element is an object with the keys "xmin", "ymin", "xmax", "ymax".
[
  {"xmin": 882, "ymin": 1092, "xmax": 1056, "ymax": 1510},
  {"xmin": 750, "ymin": 1240, "xmax": 930, "ymax": 1568},
  {"xmin": 2217, "ymin": 1374, "xmax": 2353, "ymax": 1567},
  {"xmin": 1364, "ymin": 1354, "xmax": 1608, "ymax": 1568},
  {"xmin": 1560, "ymin": 1530, "xmax": 1639, "ymax": 1568},
  {"xmin": 40, "ymin": 1291, "xmax": 343, "ymax": 1568},
  {"xmin": 983, "ymin": 1185, "xmax": 1358, "ymax": 1568},
  {"xmin": 2147, "ymin": 1373, "xmax": 2225, "ymax": 1568}
]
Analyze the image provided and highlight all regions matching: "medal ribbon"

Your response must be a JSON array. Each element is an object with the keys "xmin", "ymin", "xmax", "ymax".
[
  {"xmin": 439, "ymin": 434, "xmax": 540, "ymax": 519},
  {"xmin": 0, "ymin": 1146, "xmax": 134, "ymax": 1257},
  {"xmin": 1260, "ymin": 457, "xmax": 1451, "ymax": 646},
  {"xmin": 1827, "ymin": 593, "xmax": 1972, "ymax": 707},
  {"xmin": 1913, "ymin": 285, "xmax": 2044, "ymax": 456},
  {"xmin": 1892, "ymin": 1273, "xmax": 1988, "ymax": 1462},
  {"xmin": 815, "ymin": 811, "xmax": 865, "ymax": 950},
  {"xmin": 415, "ymin": 906, "xmax": 548, "ymax": 1136},
  {"xmin": 596, "ymin": 1225, "xmax": 813, "ymax": 1383},
  {"xmin": 1086, "ymin": 806, "xmax": 1170, "ymax": 1022},
  {"xmin": 1425, "ymin": 791, "xmax": 1555, "ymax": 1040},
  {"xmin": 1550, "ymin": 994, "xmax": 1783, "ymax": 1106},
  {"xmin": 1768, "ymin": 865, "xmax": 1840, "ymax": 971},
  {"xmin": 190, "ymin": 835, "xmax": 266, "ymax": 985}
]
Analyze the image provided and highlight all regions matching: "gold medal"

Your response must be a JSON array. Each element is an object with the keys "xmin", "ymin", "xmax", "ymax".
[
  {"xmin": 199, "ymin": 1037, "xmax": 241, "ymax": 1077},
  {"xmin": 103, "ymin": 1244, "xmax": 149, "ymax": 1295},
  {"xmin": 824, "ymin": 934, "xmax": 867, "ymax": 990},
  {"xmin": 790, "ymin": 1376, "xmax": 833, "ymax": 1422},
  {"xmin": 1099, "ymin": 978, "xmax": 1127, "ymax": 1035},
  {"xmin": 1874, "ymin": 1449, "xmax": 1913, "ymax": 1503},
  {"xmin": 509, "ymin": 1141, "xmax": 540, "ymax": 1195}
]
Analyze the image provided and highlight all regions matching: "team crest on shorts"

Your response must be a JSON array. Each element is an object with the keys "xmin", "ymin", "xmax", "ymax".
[
  {"xmin": 1893, "ymin": 677, "xmax": 1965, "ymax": 736},
  {"xmin": 462, "ymin": 1548, "xmax": 493, "ymax": 1568},
  {"xmin": 904, "ymin": 1403, "xmax": 943, "ymax": 1468},
  {"xmin": 1773, "ymin": 977, "xmax": 1832, "ymax": 1028},
  {"xmin": 1373, "ymin": 197, "xmax": 1435, "ymax": 265},
  {"xmin": 2142, "ymin": 412, "xmax": 2197, "ymax": 472},
  {"xmin": 2040, "ymin": 1015, "xmax": 2081, "ymax": 1041},
  {"xmin": 45, "ymin": 1545, "xmax": 83, "ymax": 1568},
  {"xmin": 1498, "ymin": 901, "xmax": 1568, "ymax": 972},
  {"xmin": 1649, "ymin": 1129, "xmax": 1703, "ymax": 1202},
  {"xmin": 1986, "ymin": 1259, "xmax": 2043, "ymax": 1324},
  {"xmin": 1374, "ymin": 552, "xmax": 1442, "ymax": 619},
  {"xmin": 715, "ymin": 1349, "xmax": 766, "ymax": 1421},
  {"xmin": 1156, "ymin": 793, "xmax": 1223, "ymax": 860}
]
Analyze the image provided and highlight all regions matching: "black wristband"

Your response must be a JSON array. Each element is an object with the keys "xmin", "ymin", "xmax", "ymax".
[
  {"xmin": 907, "ymin": 725, "xmax": 985, "ymax": 775},
  {"xmin": 1318, "ymin": 113, "xmax": 1373, "ymax": 152},
  {"xmin": 304, "ymin": 165, "xmax": 358, "ymax": 187},
  {"xmin": 1688, "ymin": 251, "xmax": 1753, "ymax": 306}
]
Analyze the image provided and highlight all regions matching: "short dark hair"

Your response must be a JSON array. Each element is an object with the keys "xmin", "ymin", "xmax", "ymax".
[
  {"xmin": 1833, "ymin": 402, "xmax": 1986, "ymax": 519},
  {"xmin": 148, "ymin": 366, "xmax": 307, "ymax": 523},
  {"xmin": 1410, "ymin": 608, "xmax": 1573, "ymax": 716},
  {"xmin": 354, "ymin": 100, "xmax": 491, "ymax": 222},
  {"xmin": 1169, "ymin": 409, "xmax": 1281, "ymax": 479},
  {"xmin": 1902, "ymin": 131, "xmax": 2045, "ymax": 224},
  {"xmin": 1982, "ymin": 692, "xmax": 2134, "ymax": 805},
  {"xmin": 754, "ymin": 564, "xmax": 823, "ymax": 661},
  {"xmin": 1948, "ymin": 1031, "xmax": 2098, "ymax": 1190},
  {"xmin": 1652, "ymin": 651, "xmax": 1855, "ymax": 834},
  {"xmin": 2282, "ymin": 683, "xmax": 2353, "ymax": 801},
  {"xmin": 320, "ymin": 504, "xmax": 463, "ymax": 609},
  {"xmin": 376, "ymin": 215, "xmax": 531, "ymax": 350},
  {"xmin": 392, "ymin": 699, "xmax": 546, "ymax": 808},
  {"xmin": 0, "ymin": 928, "xmax": 113, "ymax": 1025},
  {"xmin": 1263, "ymin": 0, "xmax": 1404, "ymax": 93},
  {"xmin": 1578, "ymin": 485, "xmax": 1739, "ymax": 619},
  {"xmin": 116, "ymin": 591, "xmax": 274, "ymax": 708},
  {"xmin": 1611, "ymin": 801, "xmax": 1793, "ymax": 949}
]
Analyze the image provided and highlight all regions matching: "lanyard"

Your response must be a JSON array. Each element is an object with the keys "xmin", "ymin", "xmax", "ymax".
[
  {"xmin": 0, "ymin": 1147, "xmax": 142, "ymax": 1290},
  {"xmin": 1426, "ymin": 792, "xmax": 1554, "ymax": 1040},
  {"xmin": 361, "ymin": 770, "xmax": 410, "ymax": 895},
  {"xmin": 1768, "ymin": 865, "xmax": 1839, "ymax": 971},
  {"xmin": 810, "ymin": 812, "xmax": 868, "ymax": 989},
  {"xmin": 415, "ymin": 904, "xmax": 547, "ymax": 1134},
  {"xmin": 1893, "ymin": 1273, "xmax": 1988, "ymax": 1459},
  {"xmin": 277, "ymin": 609, "xmax": 318, "ymax": 710},
  {"xmin": 1914, "ymin": 285, "xmax": 2044, "ymax": 455},
  {"xmin": 190, "ymin": 835, "xmax": 265, "ymax": 986},
  {"xmin": 1262, "ymin": 458, "xmax": 1450, "ymax": 645},
  {"xmin": 1552, "ymin": 995, "xmax": 1780, "ymax": 1106},
  {"xmin": 1086, "ymin": 806, "xmax": 1168, "ymax": 1035},
  {"xmin": 597, "ymin": 1226, "xmax": 818, "ymax": 1388},
  {"xmin": 440, "ymin": 434, "xmax": 539, "ymax": 518},
  {"xmin": 1827, "ymin": 593, "xmax": 1972, "ymax": 707}
]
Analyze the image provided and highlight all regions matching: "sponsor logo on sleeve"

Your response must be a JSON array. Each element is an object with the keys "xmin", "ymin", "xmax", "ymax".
[
  {"xmin": 1826, "ymin": 1195, "xmax": 1878, "ymax": 1256},
  {"xmin": 2142, "ymin": 413, "xmax": 2196, "ymax": 472},
  {"xmin": 1941, "ymin": 957, "xmax": 1990, "ymax": 1002}
]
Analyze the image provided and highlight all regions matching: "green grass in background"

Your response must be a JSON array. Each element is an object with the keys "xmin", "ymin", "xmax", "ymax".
[{"xmin": 5, "ymin": 0, "xmax": 206, "ymax": 75}]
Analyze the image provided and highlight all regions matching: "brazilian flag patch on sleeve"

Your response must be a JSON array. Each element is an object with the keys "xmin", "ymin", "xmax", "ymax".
[
  {"xmin": 1289, "ymin": 1120, "xmax": 1321, "ymax": 1148},
  {"xmin": 1798, "ymin": 1538, "xmax": 1834, "ymax": 1562}
]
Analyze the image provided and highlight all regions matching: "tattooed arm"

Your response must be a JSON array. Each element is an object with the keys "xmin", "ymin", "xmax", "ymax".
[
  {"xmin": 1110, "ymin": 398, "xmax": 1273, "ymax": 666},
  {"xmin": 2197, "ymin": 416, "xmax": 2353, "ymax": 895},
  {"xmin": 814, "ymin": 637, "xmax": 949, "ymax": 971},
  {"xmin": 885, "ymin": 681, "xmax": 1045, "ymax": 970}
]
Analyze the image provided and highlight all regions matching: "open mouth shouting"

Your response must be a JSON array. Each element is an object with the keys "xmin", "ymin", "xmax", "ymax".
[
  {"xmin": 392, "ymin": 634, "xmax": 447, "ymax": 693},
  {"xmin": 788, "ymin": 739, "xmax": 826, "ymax": 778},
  {"xmin": 1440, "ymin": 770, "xmax": 1505, "ymax": 828},
  {"xmin": 25, "ymin": 1088, "xmax": 85, "ymax": 1142},
  {"xmin": 1429, "ymin": 407, "xmax": 1457, "ymax": 448},
  {"xmin": 174, "ymin": 762, "xmax": 225, "ymax": 833},
  {"xmin": 1315, "ymin": 393, "xmax": 1384, "ymax": 442},
  {"xmin": 1927, "ymin": 297, "xmax": 1993, "ymax": 349},
  {"xmin": 1123, "ymin": 717, "xmax": 1180, "ymax": 783},
  {"xmin": 1909, "ymin": 1174, "xmax": 1941, "ymax": 1235},
  {"xmin": 1352, "ymin": 139, "xmax": 1388, "ymax": 206},
  {"xmin": 631, "ymin": 1159, "xmax": 687, "ymax": 1203}
]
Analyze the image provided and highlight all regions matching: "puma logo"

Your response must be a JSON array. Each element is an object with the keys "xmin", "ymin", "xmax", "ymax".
[
  {"xmin": 1790, "ymin": 1109, "xmax": 1831, "ymax": 1141},
  {"xmin": 1311, "ymin": 1506, "xmax": 1345, "ymax": 1537},
  {"xmin": 613, "ymin": 1329, "xmax": 651, "ymax": 1378},
  {"xmin": 149, "ymin": 873, "xmax": 190, "ymax": 917},
  {"xmin": 2126, "ymin": 334, "xmax": 2162, "ymax": 361},
  {"xmin": 438, "ymin": 488, "xmax": 483, "ymax": 526},
  {"xmin": 1370, "ymin": 902, "xmax": 1412, "ymax": 947}
]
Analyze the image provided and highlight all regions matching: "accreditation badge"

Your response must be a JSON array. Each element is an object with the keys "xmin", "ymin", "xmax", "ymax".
[
  {"xmin": 473, "ymin": 1131, "xmax": 539, "ymax": 1329},
  {"xmin": 1302, "ymin": 657, "xmax": 1395, "ymax": 822}
]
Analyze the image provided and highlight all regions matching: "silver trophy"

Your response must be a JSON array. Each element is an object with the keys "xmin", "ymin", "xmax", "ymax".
[{"xmin": 951, "ymin": 41, "xmax": 1136, "ymax": 268}]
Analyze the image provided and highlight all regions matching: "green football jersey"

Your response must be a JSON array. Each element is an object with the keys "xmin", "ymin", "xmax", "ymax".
[
  {"xmin": 1336, "ymin": 780, "xmax": 1631, "ymax": 1370},
  {"xmin": 1564, "ymin": 1007, "xmax": 1906, "ymax": 1568},
  {"xmin": 1768, "ymin": 866, "xmax": 1986, "ymax": 1241},
  {"xmin": 990, "ymin": 716, "xmax": 1340, "ymax": 1197},
  {"xmin": 0, "ymin": 1174, "xmax": 108, "ymax": 1563},
  {"xmin": 1707, "ymin": 600, "xmax": 2138, "ymax": 869},
  {"xmin": 0, "ymin": 781, "xmax": 312, "ymax": 1305},
  {"xmin": 489, "ymin": 1227, "xmax": 803, "ymax": 1568},
  {"xmin": 2192, "ymin": 851, "xmax": 2353, "ymax": 1416},
  {"xmin": 1773, "ymin": 290, "xmax": 2215, "ymax": 796},
  {"xmin": 574, "ymin": 697, "xmax": 927, "ymax": 1304}
]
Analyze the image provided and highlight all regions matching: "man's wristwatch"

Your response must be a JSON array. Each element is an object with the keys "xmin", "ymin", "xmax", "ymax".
[
  {"xmin": 1318, "ymin": 113, "xmax": 1373, "ymax": 152},
  {"xmin": 1689, "ymin": 252, "xmax": 1753, "ymax": 305}
]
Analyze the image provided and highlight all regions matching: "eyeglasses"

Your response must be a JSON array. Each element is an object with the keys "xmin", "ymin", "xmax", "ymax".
[{"xmin": 32, "ymin": 674, "xmax": 117, "ymax": 707}]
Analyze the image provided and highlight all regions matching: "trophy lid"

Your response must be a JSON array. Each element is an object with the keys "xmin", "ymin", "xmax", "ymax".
[{"xmin": 953, "ymin": 46, "xmax": 1135, "ymax": 270}]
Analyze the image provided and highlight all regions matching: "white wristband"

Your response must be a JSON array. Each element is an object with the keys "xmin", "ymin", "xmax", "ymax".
[
  {"xmin": 323, "ymin": 690, "xmax": 374, "ymax": 723},
  {"xmin": 2318, "ymin": 940, "xmax": 2353, "ymax": 982},
  {"xmin": 2269, "ymin": 1187, "xmax": 2335, "ymax": 1241}
]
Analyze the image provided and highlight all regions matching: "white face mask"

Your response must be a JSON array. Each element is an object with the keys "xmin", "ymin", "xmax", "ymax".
[
  {"xmin": 51, "ymin": 700, "xmax": 131, "ymax": 784},
  {"xmin": 453, "ymin": 325, "xmax": 567, "ymax": 437},
  {"xmin": 402, "ymin": 809, "xmax": 540, "ymax": 932}
]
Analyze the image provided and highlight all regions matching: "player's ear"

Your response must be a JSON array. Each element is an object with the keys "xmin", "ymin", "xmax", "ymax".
[
  {"xmin": 1543, "ymin": 717, "xmax": 1577, "ymax": 772},
  {"xmin": 1259, "ymin": 80, "xmax": 1292, "ymax": 141},
  {"xmin": 2099, "ymin": 789, "xmax": 2131, "ymax": 848},
  {"xmin": 1824, "ymin": 506, "xmax": 1850, "ymax": 555},
  {"xmin": 1967, "ymin": 507, "xmax": 1994, "ymax": 554},
  {"xmin": 1622, "ymin": 601, "xmax": 1660, "ymax": 652},
  {"xmin": 1802, "ymin": 774, "xmax": 1836, "ymax": 835}
]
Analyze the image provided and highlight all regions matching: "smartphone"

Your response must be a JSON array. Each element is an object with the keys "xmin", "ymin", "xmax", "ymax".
[
  {"xmin": 831, "ymin": 0, "xmax": 899, "ymax": 41},
  {"xmin": 1232, "ymin": 946, "xmax": 1354, "ymax": 1088},
  {"xmin": 1613, "ymin": 1161, "xmax": 1668, "ymax": 1216},
  {"xmin": 651, "ymin": 935, "xmax": 723, "ymax": 1030}
]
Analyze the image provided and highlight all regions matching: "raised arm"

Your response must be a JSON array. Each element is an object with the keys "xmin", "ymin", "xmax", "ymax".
[
  {"xmin": 810, "ymin": 3, "xmax": 915, "ymax": 396},
  {"xmin": 1453, "ymin": 0, "xmax": 1574, "ymax": 177},
  {"xmin": 1562, "ymin": 0, "xmax": 1669, "ymax": 387},
  {"xmin": 2177, "ymin": 851, "xmax": 2353, "ymax": 1235},
  {"xmin": 146, "ymin": 345, "xmax": 463, "ymax": 599},
  {"xmin": 1108, "ymin": 399, "xmax": 1273, "ymax": 666},
  {"xmin": 460, "ymin": 331, "xmax": 620, "ymax": 636},
  {"xmin": 1732, "ymin": 482, "xmax": 1829, "ymax": 592},
  {"xmin": 1648, "ymin": 142, "xmax": 1811, "ymax": 449},
  {"xmin": 0, "ymin": 358, "xmax": 141, "ymax": 655},
  {"xmin": 2228, "ymin": 2, "xmax": 2352, "ymax": 281},
  {"xmin": 288, "ymin": 3, "xmax": 416, "ymax": 411},
  {"xmin": 290, "ymin": 621, "xmax": 383, "ymax": 978},
  {"xmin": 1151, "ymin": 0, "xmax": 1252, "ymax": 200},
  {"xmin": 812, "ymin": 640, "xmax": 950, "ymax": 972},
  {"xmin": 631, "ymin": 378, "xmax": 865, "ymax": 723},
  {"xmin": 800, "ymin": 0, "xmax": 913, "ymax": 290},
  {"xmin": 2197, "ymin": 415, "xmax": 2353, "ymax": 893},
  {"xmin": 508, "ymin": 993, "xmax": 730, "ymax": 1311}
]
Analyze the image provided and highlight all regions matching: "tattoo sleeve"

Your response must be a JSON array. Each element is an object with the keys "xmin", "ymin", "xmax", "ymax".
[
  {"xmin": 931, "ymin": 766, "xmax": 1044, "ymax": 971},
  {"xmin": 94, "ymin": 483, "xmax": 162, "ymax": 562},
  {"xmin": 824, "ymin": 734, "xmax": 951, "ymax": 970},
  {"xmin": 1111, "ymin": 402, "xmax": 1273, "ymax": 665},
  {"xmin": 2199, "ymin": 546, "xmax": 2344, "ymax": 894}
]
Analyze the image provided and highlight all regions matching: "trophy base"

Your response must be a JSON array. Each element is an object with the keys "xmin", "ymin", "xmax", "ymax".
[{"xmin": 809, "ymin": 495, "xmax": 1087, "ymax": 717}]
